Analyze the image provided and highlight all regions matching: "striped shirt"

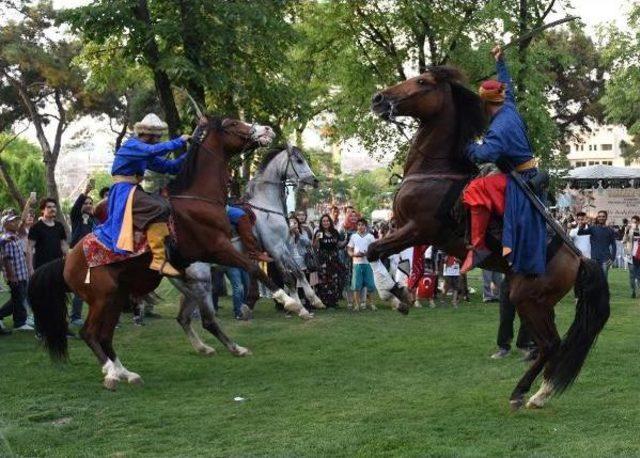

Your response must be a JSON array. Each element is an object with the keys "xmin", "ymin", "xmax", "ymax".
[{"xmin": 0, "ymin": 232, "xmax": 29, "ymax": 282}]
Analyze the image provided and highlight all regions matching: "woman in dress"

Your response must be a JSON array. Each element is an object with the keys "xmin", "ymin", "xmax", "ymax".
[{"xmin": 313, "ymin": 214, "xmax": 346, "ymax": 308}]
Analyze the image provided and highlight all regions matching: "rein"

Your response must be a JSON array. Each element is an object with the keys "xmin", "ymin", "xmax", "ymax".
[
  {"xmin": 244, "ymin": 202, "xmax": 285, "ymax": 217},
  {"xmin": 401, "ymin": 173, "xmax": 471, "ymax": 183}
]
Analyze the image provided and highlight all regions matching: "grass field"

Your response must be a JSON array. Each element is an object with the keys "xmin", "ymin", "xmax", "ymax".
[{"xmin": 0, "ymin": 270, "xmax": 638, "ymax": 457}]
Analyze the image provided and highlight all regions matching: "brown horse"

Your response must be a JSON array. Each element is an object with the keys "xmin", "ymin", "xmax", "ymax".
[
  {"xmin": 368, "ymin": 67, "xmax": 610, "ymax": 410},
  {"xmin": 29, "ymin": 117, "xmax": 302, "ymax": 390}
]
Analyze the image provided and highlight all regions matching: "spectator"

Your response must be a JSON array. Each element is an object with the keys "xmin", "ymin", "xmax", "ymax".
[
  {"xmin": 289, "ymin": 216, "xmax": 312, "ymax": 309},
  {"xmin": 330, "ymin": 205, "xmax": 342, "ymax": 231},
  {"xmin": 99, "ymin": 186, "xmax": 110, "ymax": 200},
  {"xmin": 313, "ymin": 214, "xmax": 346, "ymax": 308},
  {"xmin": 623, "ymin": 215, "xmax": 640, "ymax": 298},
  {"xmin": 490, "ymin": 278, "xmax": 535, "ymax": 360},
  {"xmin": 28, "ymin": 198, "xmax": 68, "ymax": 270},
  {"xmin": 578, "ymin": 210, "xmax": 616, "ymax": 279},
  {"xmin": 212, "ymin": 266, "xmax": 250, "ymax": 320},
  {"xmin": 69, "ymin": 181, "xmax": 99, "ymax": 327},
  {"xmin": 295, "ymin": 210, "xmax": 314, "ymax": 241},
  {"xmin": 0, "ymin": 214, "xmax": 32, "ymax": 331},
  {"xmin": 569, "ymin": 212, "xmax": 591, "ymax": 259},
  {"xmin": 482, "ymin": 269, "xmax": 502, "ymax": 303},
  {"xmin": 442, "ymin": 255, "xmax": 462, "ymax": 307},
  {"xmin": 347, "ymin": 218, "xmax": 377, "ymax": 311}
]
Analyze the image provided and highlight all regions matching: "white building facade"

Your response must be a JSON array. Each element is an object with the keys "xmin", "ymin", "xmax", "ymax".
[{"xmin": 566, "ymin": 124, "xmax": 639, "ymax": 168}]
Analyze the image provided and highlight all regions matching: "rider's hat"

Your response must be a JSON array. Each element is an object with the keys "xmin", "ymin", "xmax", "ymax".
[
  {"xmin": 478, "ymin": 80, "xmax": 506, "ymax": 103},
  {"xmin": 134, "ymin": 113, "xmax": 169, "ymax": 136}
]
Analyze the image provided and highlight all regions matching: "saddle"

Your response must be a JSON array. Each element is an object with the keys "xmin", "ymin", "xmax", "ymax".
[{"xmin": 82, "ymin": 232, "xmax": 149, "ymax": 269}]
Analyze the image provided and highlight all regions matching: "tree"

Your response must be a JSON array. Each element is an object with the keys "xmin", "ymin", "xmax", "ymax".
[
  {"xmin": 0, "ymin": 133, "xmax": 45, "ymax": 210},
  {"xmin": 600, "ymin": 5, "xmax": 640, "ymax": 153},
  {"xmin": 0, "ymin": 1, "xmax": 96, "ymax": 206}
]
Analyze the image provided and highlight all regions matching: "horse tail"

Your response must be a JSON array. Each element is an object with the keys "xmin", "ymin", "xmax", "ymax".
[
  {"xmin": 28, "ymin": 258, "xmax": 71, "ymax": 362},
  {"xmin": 548, "ymin": 257, "xmax": 610, "ymax": 393}
]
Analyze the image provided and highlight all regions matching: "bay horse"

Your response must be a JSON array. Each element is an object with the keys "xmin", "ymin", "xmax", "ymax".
[
  {"xmin": 367, "ymin": 67, "xmax": 610, "ymax": 410},
  {"xmin": 28, "ymin": 117, "xmax": 302, "ymax": 390},
  {"xmin": 175, "ymin": 144, "xmax": 320, "ymax": 355}
]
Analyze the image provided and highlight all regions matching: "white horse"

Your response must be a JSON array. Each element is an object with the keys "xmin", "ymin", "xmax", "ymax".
[{"xmin": 172, "ymin": 145, "xmax": 322, "ymax": 356}]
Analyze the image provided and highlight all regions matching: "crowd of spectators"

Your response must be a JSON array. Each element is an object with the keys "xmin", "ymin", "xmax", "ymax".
[{"xmin": 1, "ymin": 190, "xmax": 636, "ymax": 368}]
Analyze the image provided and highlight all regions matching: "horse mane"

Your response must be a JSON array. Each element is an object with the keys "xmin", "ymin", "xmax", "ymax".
[
  {"xmin": 257, "ymin": 144, "xmax": 289, "ymax": 172},
  {"xmin": 244, "ymin": 145, "xmax": 287, "ymax": 200},
  {"xmin": 167, "ymin": 117, "xmax": 224, "ymax": 194},
  {"xmin": 427, "ymin": 65, "xmax": 487, "ymax": 172}
]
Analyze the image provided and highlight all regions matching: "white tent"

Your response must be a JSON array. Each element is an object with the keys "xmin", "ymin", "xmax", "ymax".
[{"xmin": 562, "ymin": 165, "xmax": 640, "ymax": 180}]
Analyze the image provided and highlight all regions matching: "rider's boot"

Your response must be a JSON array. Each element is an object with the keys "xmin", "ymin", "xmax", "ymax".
[
  {"xmin": 146, "ymin": 222, "xmax": 181, "ymax": 277},
  {"xmin": 460, "ymin": 206, "xmax": 492, "ymax": 274},
  {"xmin": 237, "ymin": 215, "xmax": 273, "ymax": 262}
]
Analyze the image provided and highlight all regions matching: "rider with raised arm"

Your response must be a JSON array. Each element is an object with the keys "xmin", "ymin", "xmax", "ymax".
[
  {"xmin": 461, "ymin": 46, "xmax": 546, "ymax": 275},
  {"xmin": 95, "ymin": 114, "xmax": 190, "ymax": 277}
]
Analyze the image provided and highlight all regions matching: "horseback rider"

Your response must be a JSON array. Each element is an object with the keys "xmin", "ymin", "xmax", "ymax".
[
  {"xmin": 460, "ymin": 46, "xmax": 546, "ymax": 275},
  {"xmin": 226, "ymin": 204, "xmax": 272, "ymax": 262},
  {"xmin": 94, "ymin": 114, "xmax": 190, "ymax": 277}
]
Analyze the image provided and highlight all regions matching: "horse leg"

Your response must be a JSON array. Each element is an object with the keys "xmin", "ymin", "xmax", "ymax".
[
  {"xmin": 178, "ymin": 295, "xmax": 216, "ymax": 356},
  {"xmin": 97, "ymin": 290, "xmax": 140, "ymax": 389},
  {"xmin": 174, "ymin": 264, "xmax": 216, "ymax": 355},
  {"xmin": 295, "ymin": 269, "xmax": 325, "ymax": 310},
  {"xmin": 169, "ymin": 276, "xmax": 250, "ymax": 357},
  {"xmin": 213, "ymin": 241, "xmax": 311, "ymax": 320},
  {"xmin": 508, "ymin": 299, "xmax": 560, "ymax": 410},
  {"xmin": 367, "ymin": 221, "xmax": 422, "ymax": 314}
]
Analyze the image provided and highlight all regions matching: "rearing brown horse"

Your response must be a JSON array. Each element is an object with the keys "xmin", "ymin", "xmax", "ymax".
[
  {"xmin": 29, "ymin": 117, "xmax": 302, "ymax": 390},
  {"xmin": 368, "ymin": 67, "xmax": 610, "ymax": 410}
]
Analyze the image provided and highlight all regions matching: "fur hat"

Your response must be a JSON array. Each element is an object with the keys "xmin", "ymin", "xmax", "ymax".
[
  {"xmin": 134, "ymin": 113, "xmax": 168, "ymax": 135},
  {"xmin": 478, "ymin": 80, "xmax": 506, "ymax": 103}
]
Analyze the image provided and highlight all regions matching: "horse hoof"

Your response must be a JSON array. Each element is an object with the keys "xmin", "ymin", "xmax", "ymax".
[
  {"xmin": 525, "ymin": 398, "xmax": 543, "ymax": 409},
  {"xmin": 233, "ymin": 345, "xmax": 252, "ymax": 357},
  {"xmin": 128, "ymin": 374, "xmax": 144, "ymax": 385},
  {"xmin": 298, "ymin": 309, "xmax": 314, "ymax": 320},
  {"xmin": 313, "ymin": 300, "xmax": 326, "ymax": 309},
  {"xmin": 199, "ymin": 345, "xmax": 216, "ymax": 356},
  {"xmin": 396, "ymin": 304, "xmax": 410, "ymax": 315},
  {"xmin": 509, "ymin": 398, "xmax": 524, "ymax": 412},
  {"xmin": 103, "ymin": 377, "xmax": 118, "ymax": 391}
]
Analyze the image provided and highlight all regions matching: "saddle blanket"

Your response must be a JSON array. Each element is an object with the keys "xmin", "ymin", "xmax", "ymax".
[{"xmin": 82, "ymin": 232, "xmax": 149, "ymax": 268}]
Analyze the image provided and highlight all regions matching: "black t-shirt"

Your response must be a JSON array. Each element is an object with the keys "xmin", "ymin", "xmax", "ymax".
[{"xmin": 28, "ymin": 220, "xmax": 67, "ymax": 269}]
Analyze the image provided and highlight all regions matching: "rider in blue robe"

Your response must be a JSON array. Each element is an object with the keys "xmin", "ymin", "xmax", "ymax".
[
  {"xmin": 461, "ymin": 47, "xmax": 546, "ymax": 275},
  {"xmin": 94, "ymin": 114, "xmax": 189, "ymax": 276}
]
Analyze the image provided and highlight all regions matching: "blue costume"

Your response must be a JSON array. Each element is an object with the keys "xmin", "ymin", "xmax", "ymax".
[
  {"xmin": 94, "ymin": 136, "xmax": 186, "ymax": 254},
  {"xmin": 463, "ymin": 59, "xmax": 547, "ymax": 275}
]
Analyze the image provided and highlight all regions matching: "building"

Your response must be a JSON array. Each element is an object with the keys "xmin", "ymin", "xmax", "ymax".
[{"xmin": 566, "ymin": 124, "xmax": 640, "ymax": 168}]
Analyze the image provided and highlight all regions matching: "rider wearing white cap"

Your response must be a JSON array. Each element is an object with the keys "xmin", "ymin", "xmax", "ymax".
[{"xmin": 94, "ymin": 113, "xmax": 191, "ymax": 277}]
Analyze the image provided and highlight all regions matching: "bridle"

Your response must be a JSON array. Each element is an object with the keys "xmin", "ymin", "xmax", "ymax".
[
  {"xmin": 169, "ymin": 119, "xmax": 262, "ymax": 207},
  {"xmin": 245, "ymin": 144, "xmax": 310, "ymax": 217}
]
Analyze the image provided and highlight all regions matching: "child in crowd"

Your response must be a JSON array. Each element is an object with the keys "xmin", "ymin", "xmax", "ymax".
[
  {"xmin": 347, "ymin": 218, "xmax": 377, "ymax": 311},
  {"xmin": 442, "ymin": 255, "xmax": 462, "ymax": 308}
]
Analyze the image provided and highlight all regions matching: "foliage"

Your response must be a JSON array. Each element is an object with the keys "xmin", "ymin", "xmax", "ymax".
[
  {"xmin": 0, "ymin": 134, "xmax": 45, "ymax": 209},
  {"xmin": 0, "ymin": 272, "xmax": 637, "ymax": 456},
  {"xmin": 0, "ymin": 0, "xmax": 110, "ymax": 204},
  {"xmin": 600, "ymin": 5, "xmax": 640, "ymax": 153}
]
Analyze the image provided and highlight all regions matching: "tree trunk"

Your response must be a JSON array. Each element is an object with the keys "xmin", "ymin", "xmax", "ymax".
[
  {"xmin": 0, "ymin": 156, "xmax": 25, "ymax": 208},
  {"xmin": 178, "ymin": 0, "xmax": 206, "ymax": 107},
  {"xmin": 132, "ymin": 0, "xmax": 182, "ymax": 137}
]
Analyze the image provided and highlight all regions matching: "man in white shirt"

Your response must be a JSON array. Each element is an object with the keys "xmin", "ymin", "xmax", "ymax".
[
  {"xmin": 347, "ymin": 218, "xmax": 377, "ymax": 310},
  {"xmin": 569, "ymin": 212, "xmax": 591, "ymax": 259}
]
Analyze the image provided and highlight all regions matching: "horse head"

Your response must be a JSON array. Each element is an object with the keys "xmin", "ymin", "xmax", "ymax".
[
  {"xmin": 192, "ymin": 116, "xmax": 275, "ymax": 156},
  {"xmin": 371, "ymin": 66, "xmax": 486, "ymax": 171},
  {"xmin": 257, "ymin": 145, "xmax": 319, "ymax": 189}
]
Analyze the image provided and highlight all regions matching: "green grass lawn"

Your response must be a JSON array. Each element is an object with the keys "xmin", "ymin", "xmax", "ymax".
[{"xmin": 0, "ymin": 270, "xmax": 638, "ymax": 457}]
